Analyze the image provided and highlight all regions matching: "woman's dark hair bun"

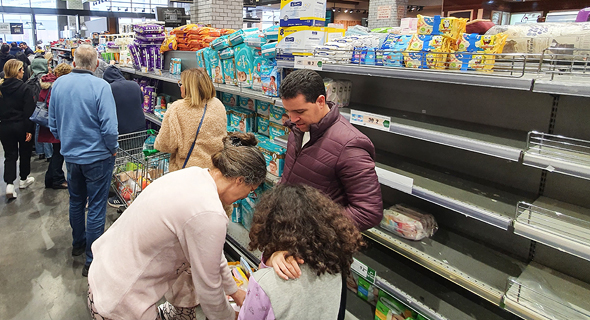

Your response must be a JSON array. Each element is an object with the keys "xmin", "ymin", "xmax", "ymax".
[{"xmin": 223, "ymin": 132, "xmax": 258, "ymax": 148}]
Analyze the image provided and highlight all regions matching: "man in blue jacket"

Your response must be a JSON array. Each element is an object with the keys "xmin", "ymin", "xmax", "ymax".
[{"xmin": 49, "ymin": 44, "xmax": 119, "ymax": 277}]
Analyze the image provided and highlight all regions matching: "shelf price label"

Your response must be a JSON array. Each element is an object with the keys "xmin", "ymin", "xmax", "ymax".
[
  {"xmin": 351, "ymin": 258, "xmax": 376, "ymax": 284},
  {"xmin": 350, "ymin": 110, "xmax": 391, "ymax": 132},
  {"xmin": 294, "ymin": 56, "xmax": 323, "ymax": 71}
]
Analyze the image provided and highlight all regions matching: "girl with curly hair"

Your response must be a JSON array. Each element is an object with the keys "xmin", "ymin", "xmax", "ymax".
[{"xmin": 239, "ymin": 184, "xmax": 364, "ymax": 320}]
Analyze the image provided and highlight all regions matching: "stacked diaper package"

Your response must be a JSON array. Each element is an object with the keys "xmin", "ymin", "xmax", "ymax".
[
  {"xmin": 309, "ymin": 14, "xmax": 508, "ymax": 72},
  {"xmin": 129, "ymin": 23, "xmax": 165, "ymax": 72},
  {"xmin": 197, "ymin": 26, "xmax": 280, "ymax": 97},
  {"xmin": 136, "ymin": 77, "xmax": 161, "ymax": 113}
]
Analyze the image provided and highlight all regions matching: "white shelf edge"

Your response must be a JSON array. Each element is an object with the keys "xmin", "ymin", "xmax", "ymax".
[
  {"xmin": 532, "ymin": 79, "xmax": 590, "ymax": 98},
  {"xmin": 514, "ymin": 221, "xmax": 590, "ymax": 263},
  {"xmin": 214, "ymin": 83, "xmax": 276, "ymax": 104},
  {"xmin": 522, "ymin": 151, "xmax": 590, "ymax": 181},
  {"xmin": 365, "ymin": 228, "xmax": 505, "ymax": 306},
  {"xmin": 144, "ymin": 112, "xmax": 162, "ymax": 126}
]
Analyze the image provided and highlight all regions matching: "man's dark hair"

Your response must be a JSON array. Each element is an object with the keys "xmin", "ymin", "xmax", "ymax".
[
  {"xmin": 21, "ymin": 42, "xmax": 27, "ymax": 46},
  {"xmin": 279, "ymin": 69, "xmax": 326, "ymax": 103},
  {"xmin": 249, "ymin": 184, "xmax": 365, "ymax": 276},
  {"xmin": 1, "ymin": 44, "xmax": 9, "ymax": 53},
  {"xmin": 10, "ymin": 42, "xmax": 17, "ymax": 48}
]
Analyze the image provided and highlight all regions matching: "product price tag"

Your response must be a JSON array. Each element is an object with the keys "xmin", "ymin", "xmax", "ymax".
[
  {"xmin": 153, "ymin": 68, "xmax": 163, "ymax": 76},
  {"xmin": 294, "ymin": 56, "xmax": 323, "ymax": 71},
  {"xmin": 141, "ymin": 66, "xmax": 148, "ymax": 73},
  {"xmin": 375, "ymin": 167, "xmax": 413, "ymax": 194},
  {"xmin": 351, "ymin": 258, "xmax": 376, "ymax": 284},
  {"xmin": 350, "ymin": 110, "xmax": 391, "ymax": 132}
]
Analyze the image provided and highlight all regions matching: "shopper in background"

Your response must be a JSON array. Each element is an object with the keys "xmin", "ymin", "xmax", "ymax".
[
  {"xmin": 102, "ymin": 65, "xmax": 146, "ymax": 208},
  {"xmin": 49, "ymin": 44, "xmax": 118, "ymax": 277},
  {"xmin": 0, "ymin": 44, "xmax": 15, "ymax": 71},
  {"xmin": 0, "ymin": 59, "xmax": 36, "ymax": 199},
  {"xmin": 239, "ymin": 184, "xmax": 364, "ymax": 320},
  {"xmin": 38, "ymin": 63, "xmax": 72, "ymax": 189},
  {"xmin": 93, "ymin": 58, "xmax": 110, "ymax": 78},
  {"xmin": 155, "ymin": 68, "xmax": 227, "ymax": 172},
  {"xmin": 19, "ymin": 42, "xmax": 35, "ymax": 57},
  {"xmin": 14, "ymin": 52, "xmax": 31, "ymax": 82},
  {"xmin": 35, "ymin": 45, "xmax": 44, "ymax": 54},
  {"xmin": 8, "ymin": 42, "xmax": 21, "ymax": 56},
  {"xmin": 30, "ymin": 55, "xmax": 49, "ymax": 78},
  {"xmin": 44, "ymin": 52, "xmax": 53, "ymax": 74},
  {"xmin": 276, "ymin": 69, "xmax": 383, "ymax": 320},
  {"xmin": 88, "ymin": 133, "xmax": 266, "ymax": 320},
  {"xmin": 29, "ymin": 57, "xmax": 53, "ymax": 161}
]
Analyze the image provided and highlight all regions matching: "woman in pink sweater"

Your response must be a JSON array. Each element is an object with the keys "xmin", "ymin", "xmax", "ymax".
[{"xmin": 87, "ymin": 133, "xmax": 267, "ymax": 320}]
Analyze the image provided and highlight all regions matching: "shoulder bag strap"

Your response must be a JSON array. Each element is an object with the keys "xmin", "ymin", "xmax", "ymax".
[{"xmin": 182, "ymin": 103, "xmax": 208, "ymax": 169}]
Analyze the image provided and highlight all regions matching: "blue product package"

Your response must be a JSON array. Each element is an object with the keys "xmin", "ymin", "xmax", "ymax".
[
  {"xmin": 229, "ymin": 28, "xmax": 259, "ymax": 47},
  {"xmin": 222, "ymin": 58, "xmax": 237, "ymax": 86},
  {"xmin": 383, "ymin": 35, "xmax": 412, "ymax": 67},
  {"xmin": 261, "ymin": 42, "xmax": 277, "ymax": 59},
  {"xmin": 252, "ymin": 54, "xmax": 273, "ymax": 92},
  {"xmin": 196, "ymin": 49, "xmax": 205, "ymax": 69},
  {"xmin": 241, "ymin": 198, "xmax": 255, "ymax": 231},
  {"xmin": 239, "ymin": 95, "xmax": 256, "ymax": 111},
  {"xmin": 219, "ymin": 47, "xmax": 235, "ymax": 60},
  {"xmin": 269, "ymin": 104, "xmax": 288, "ymax": 125},
  {"xmin": 229, "ymin": 107, "xmax": 256, "ymax": 133},
  {"xmin": 261, "ymin": 64, "xmax": 279, "ymax": 97},
  {"xmin": 231, "ymin": 200, "xmax": 241, "ymax": 223},
  {"xmin": 211, "ymin": 35, "xmax": 230, "ymax": 51},
  {"xmin": 201, "ymin": 47, "xmax": 213, "ymax": 78},
  {"xmin": 221, "ymin": 92, "xmax": 239, "ymax": 107},
  {"xmin": 264, "ymin": 25, "xmax": 279, "ymax": 41},
  {"xmin": 209, "ymin": 50, "xmax": 224, "ymax": 83},
  {"xmin": 269, "ymin": 122, "xmax": 288, "ymax": 141},
  {"xmin": 257, "ymin": 140, "xmax": 286, "ymax": 177},
  {"xmin": 245, "ymin": 32, "xmax": 268, "ymax": 49},
  {"xmin": 256, "ymin": 100, "xmax": 271, "ymax": 116},
  {"xmin": 254, "ymin": 133, "xmax": 271, "ymax": 145},
  {"xmin": 234, "ymin": 43, "xmax": 255, "ymax": 88},
  {"xmin": 360, "ymin": 47, "xmax": 377, "ymax": 65},
  {"xmin": 257, "ymin": 115, "xmax": 270, "ymax": 136}
]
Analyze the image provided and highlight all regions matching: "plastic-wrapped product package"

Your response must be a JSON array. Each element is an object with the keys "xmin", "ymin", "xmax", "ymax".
[
  {"xmin": 345, "ymin": 25, "xmax": 370, "ymax": 36},
  {"xmin": 245, "ymin": 32, "xmax": 268, "ymax": 49},
  {"xmin": 211, "ymin": 35, "xmax": 230, "ymax": 51},
  {"xmin": 142, "ymin": 86, "xmax": 156, "ymax": 113},
  {"xmin": 235, "ymin": 44, "xmax": 255, "ymax": 88},
  {"xmin": 128, "ymin": 43, "xmax": 142, "ymax": 69},
  {"xmin": 380, "ymin": 204, "xmax": 438, "ymax": 241},
  {"xmin": 324, "ymin": 78, "xmax": 338, "ymax": 107},
  {"xmin": 209, "ymin": 50, "xmax": 224, "ymax": 84},
  {"xmin": 261, "ymin": 42, "xmax": 277, "ymax": 59},
  {"xmin": 134, "ymin": 23, "xmax": 164, "ymax": 34},
  {"xmin": 229, "ymin": 28, "xmax": 259, "ymax": 47},
  {"xmin": 261, "ymin": 64, "xmax": 279, "ymax": 97},
  {"xmin": 264, "ymin": 25, "xmax": 279, "ymax": 41},
  {"xmin": 136, "ymin": 33, "xmax": 166, "ymax": 43},
  {"xmin": 152, "ymin": 46, "xmax": 163, "ymax": 70},
  {"xmin": 160, "ymin": 34, "xmax": 177, "ymax": 53},
  {"xmin": 252, "ymin": 54, "xmax": 273, "ymax": 92}
]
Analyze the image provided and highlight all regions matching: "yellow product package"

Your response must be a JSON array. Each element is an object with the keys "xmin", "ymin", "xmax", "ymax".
[{"xmin": 417, "ymin": 15, "xmax": 467, "ymax": 40}]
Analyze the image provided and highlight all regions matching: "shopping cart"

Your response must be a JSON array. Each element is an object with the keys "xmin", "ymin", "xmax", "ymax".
[{"xmin": 111, "ymin": 129, "xmax": 170, "ymax": 211}]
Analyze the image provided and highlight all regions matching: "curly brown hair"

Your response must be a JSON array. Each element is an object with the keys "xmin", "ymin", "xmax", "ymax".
[{"xmin": 249, "ymin": 184, "xmax": 365, "ymax": 276}]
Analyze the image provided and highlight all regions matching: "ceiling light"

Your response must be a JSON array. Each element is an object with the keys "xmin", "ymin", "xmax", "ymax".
[
  {"xmin": 338, "ymin": 8, "xmax": 341, "ymax": 12},
  {"xmin": 38, "ymin": 22, "xmax": 45, "ymax": 30},
  {"xmin": 344, "ymin": 9, "xmax": 348, "ymax": 13},
  {"xmin": 332, "ymin": 7, "xmax": 335, "ymax": 12}
]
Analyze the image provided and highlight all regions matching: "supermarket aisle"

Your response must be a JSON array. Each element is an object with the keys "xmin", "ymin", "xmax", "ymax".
[{"xmin": 0, "ymin": 148, "xmax": 117, "ymax": 320}]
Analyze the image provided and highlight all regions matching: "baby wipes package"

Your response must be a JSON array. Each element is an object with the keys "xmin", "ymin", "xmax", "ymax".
[
  {"xmin": 261, "ymin": 42, "xmax": 277, "ymax": 59},
  {"xmin": 257, "ymin": 115, "xmax": 270, "ymax": 136},
  {"xmin": 269, "ymin": 104, "xmax": 288, "ymax": 125},
  {"xmin": 256, "ymin": 100, "xmax": 272, "ymax": 116},
  {"xmin": 380, "ymin": 204, "xmax": 438, "ymax": 241},
  {"xmin": 229, "ymin": 28, "xmax": 259, "ymax": 47},
  {"xmin": 280, "ymin": 0, "xmax": 326, "ymax": 27},
  {"xmin": 228, "ymin": 107, "xmax": 257, "ymax": 133},
  {"xmin": 264, "ymin": 25, "xmax": 279, "ymax": 41},
  {"xmin": 278, "ymin": 26, "xmax": 326, "ymax": 52},
  {"xmin": 209, "ymin": 50, "xmax": 224, "ymax": 84},
  {"xmin": 261, "ymin": 64, "xmax": 280, "ymax": 97},
  {"xmin": 234, "ymin": 43, "xmax": 255, "ymax": 88},
  {"xmin": 417, "ymin": 15, "xmax": 467, "ymax": 40},
  {"xmin": 239, "ymin": 96, "xmax": 256, "ymax": 111},
  {"xmin": 258, "ymin": 140, "xmax": 286, "ymax": 177},
  {"xmin": 211, "ymin": 35, "xmax": 230, "ymax": 51},
  {"xmin": 245, "ymin": 31, "xmax": 268, "ymax": 49},
  {"xmin": 269, "ymin": 122, "xmax": 288, "ymax": 140},
  {"xmin": 221, "ymin": 92, "xmax": 239, "ymax": 107}
]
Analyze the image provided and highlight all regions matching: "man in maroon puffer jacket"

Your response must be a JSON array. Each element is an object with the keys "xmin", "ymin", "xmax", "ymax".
[
  {"xmin": 278, "ymin": 69, "xmax": 383, "ymax": 320},
  {"xmin": 279, "ymin": 69, "xmax": 383, "ymax": 230}
]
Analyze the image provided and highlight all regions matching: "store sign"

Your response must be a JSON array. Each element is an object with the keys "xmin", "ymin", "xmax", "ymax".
[
  {"xmin": 350, "ymin": 109, "xmax": 391, "ymax": 132},
  {"xmin": 377, "ymin": 6, "xmax": 391, "ymax": 20},
  {"xmin": 352, "ymin": 258, "xmax": 376, "ymax": 284},
  {"xmin": 10, "ymin": 23, "xmax": 24, "ymax": 35},
  {"xmin": 294, "ymin": 56, "xmax": 323, "ymax": 71},
  {"xmin": 0, "ymin": 23, "xmax": 10, "ymax": 34}
]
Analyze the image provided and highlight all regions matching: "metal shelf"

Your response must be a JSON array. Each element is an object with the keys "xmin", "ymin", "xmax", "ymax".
[
  {"xmin": 277, "ymin": 60, "xmax": 535, "ymax": 91},
  {"xmin": 533, "ymin": 78, "xmax": 590, "ymax": 98},
  {"xmin": 375, "ymin": 151, "xmax": 532, "ymax": 229},
  {"xmin": 144, "ymin": 112, "xmax": 162, "ymax": 126},
  {"xmin": 523, "ymin": 131, "xmax": 590, "ymax": 181},
  {"xmin": 514, "ymin": 197, "xmax": 590, "ymax": 263},
  {"xmin": 214, "ymin": 83, "xmax": 276, "ymax": 104},
  {"xmin": 226, "ymin": 221, "xmax": 261, "ymax": 266},
  {"xmin": 503, "ymin": 262, "xmax": 590, "ymax": 320},
  {"xmin": 356, "ymin": 246, "xmax": 518, "ymax": 320},
  {"xmin": 342, "ymin": 105, "xmax": 525, "ymax": 161},
  {"xmin": 365, "ymin": 227, "xmax": 525, "ymax": 306},
  {"xmin": 265, "ymin": 172, "xmax": 279, "ymax": 186}
]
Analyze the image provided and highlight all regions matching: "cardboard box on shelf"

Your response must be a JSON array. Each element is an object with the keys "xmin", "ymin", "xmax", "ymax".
[{"xmin": 279, "ymin": 0, "xmax": 326, "ymax": 27}]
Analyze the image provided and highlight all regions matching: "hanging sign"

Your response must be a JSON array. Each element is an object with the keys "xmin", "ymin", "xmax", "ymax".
[
  {"xmin": 0, "ymin": 23, "xmax": 10, "ymax": 34},
  {"xmin": 10, "ymin": 23, "xmax": 24, "ymax": 34},
  {"xmin": 377, "ymin": 6, "xmax": 391, "ymax": 20}
]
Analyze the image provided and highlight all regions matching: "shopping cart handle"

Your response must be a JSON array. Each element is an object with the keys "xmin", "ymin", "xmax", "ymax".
[{"xmin": 146, "ymin": 129, "xmax": 157, "ymax": 135}]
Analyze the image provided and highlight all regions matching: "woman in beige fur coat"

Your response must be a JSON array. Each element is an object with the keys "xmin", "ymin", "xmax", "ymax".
[{"xmin": 155, "ymin": 68, "xmax": 227, "ymax": 172}]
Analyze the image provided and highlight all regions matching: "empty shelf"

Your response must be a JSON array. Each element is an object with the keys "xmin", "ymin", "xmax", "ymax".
[
  {"xmin": 214, "ymin": 83, "xmax": 276, "ymax": 104},
  {"xmin": 503, "ymin": 262, "xmax": 590, "ymax": 320},
  {"xmin": 533, "ymin": 78, "xmax": 590, "ymax": 98},
  {"xmin": 523, "ymin": 132, "xmax": 590, "ymax": 181},
  {"xmin": 226, "ymin": 221, "xmax": 261, "ymax": 266},
  {"xmin": 515, "ymin": 197, "xmax": 590, "ymax": 262},
  {"xmin": 375, "ymin": 152, "xmax": 533, "ymax": 229},
  {"xmin": 344, "ymin": 105, "xmax": 525, "ymax": 161},
  {"xmin": 365, "ymin": 227, "xmax": 525, "ymax": 305},
  {"xmin": 356, "ymin": 246, "xmax": 519, "ymax": 320},
  {"xmin": 144, "ymin": 112, "xmax": 162, "ymax": 126},
  {"xmin": 277, "ymin": 61, "xmax": 535, "ymax": 91}
]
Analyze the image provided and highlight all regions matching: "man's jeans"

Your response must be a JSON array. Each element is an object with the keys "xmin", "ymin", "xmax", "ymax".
[
  {"xmin": 35, "ymin": 124, "xmax": 53, "ymax": 158},
  {"xmin": 66, "ymin": 156, "xmax": 115, "ymax": 266}
]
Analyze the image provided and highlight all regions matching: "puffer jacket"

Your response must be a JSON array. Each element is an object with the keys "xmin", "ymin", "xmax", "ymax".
[
  {"xmin": 280, "ymin": 104, "xmax": 383, "ymax": 231},
  {"xmin": 37, "ymin": 73, "xmax": 59, "ymax": 143}
]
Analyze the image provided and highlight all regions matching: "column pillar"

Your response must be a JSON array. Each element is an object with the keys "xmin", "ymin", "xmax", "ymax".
[
  {"xmin": 191, "ymin": 0, "xmax": 243, "ymax": 30},
  {"xmin": 367, "ymin": 0, "xmax": 408, "ymax": 29}
]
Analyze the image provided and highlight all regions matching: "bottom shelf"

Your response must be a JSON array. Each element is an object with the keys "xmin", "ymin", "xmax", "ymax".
[
  {"xmin": 226, "ymin": 221, "xmax": 261, "ymax": 267},
  {"xmin": 345, "ymin": 289, "xmax": 375, "ymax": 320},
  {"xmin": 503, "ymin": 262, "xmax": 590, "ymax": 320}
]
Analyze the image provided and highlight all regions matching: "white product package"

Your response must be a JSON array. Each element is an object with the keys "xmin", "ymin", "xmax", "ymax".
[
  {"xmin": 280, "ymin": 0, "xmax": 326, "ymax": 27},
  {"xmin": 277, "ymin": 26, "xmax": 326, "ymax": 52},
  {"xmin": 380, "ymin": 204, "xmax": 438, "ymax": 241}
]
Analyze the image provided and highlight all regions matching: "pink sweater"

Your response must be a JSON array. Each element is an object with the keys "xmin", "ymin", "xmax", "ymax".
[{"xmin": 88, "ymin": 167, "xmax": 238, "ymax": 320}]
